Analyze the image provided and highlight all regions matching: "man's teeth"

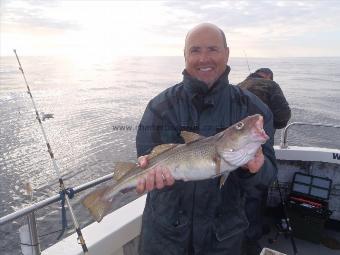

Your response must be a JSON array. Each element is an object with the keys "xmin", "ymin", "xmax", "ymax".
[{"xmin": 199, "ymin": 67, "xmax": 212, "ymax": 71}]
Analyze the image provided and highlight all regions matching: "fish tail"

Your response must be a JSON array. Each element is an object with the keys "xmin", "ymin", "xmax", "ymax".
[{"xmin": 82, "ymin": 186, "xmax": 112, "ymax": 222}]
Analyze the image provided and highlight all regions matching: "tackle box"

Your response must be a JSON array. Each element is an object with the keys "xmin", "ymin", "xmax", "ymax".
[{"xmin": 286, "ymin": 172, "xmax": 332, "ymax": 243}]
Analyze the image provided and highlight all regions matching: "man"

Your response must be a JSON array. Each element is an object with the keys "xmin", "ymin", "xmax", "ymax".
[
  {"xmin": 238, "ymin": 69, "xmax": 291, "ymax": 255},
  {"xmin": 238, "ymin": 68, "xmax": 291, "ymax": 130},
  {"xmin": 135, "ymin": 23, "xmax": 277, "ymax": 255}
]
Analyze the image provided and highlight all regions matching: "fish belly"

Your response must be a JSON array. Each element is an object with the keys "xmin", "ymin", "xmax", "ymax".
[{"xmin": 168, "ymin": 158, "xmax": 218, "ymax": 181}]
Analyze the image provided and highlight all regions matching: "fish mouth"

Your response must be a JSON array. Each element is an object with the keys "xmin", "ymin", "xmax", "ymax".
[{"xmin": 254, "ymin": 115, "xmax": 269, "ymax": 142}]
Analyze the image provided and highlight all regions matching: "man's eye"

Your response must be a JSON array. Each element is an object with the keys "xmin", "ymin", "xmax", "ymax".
[
  {"xmin": 190, "ymin": 48, "xmax": 200, "ymax": 53},
  {"xmin": 208, "ymin": 47, "xmax": 218, "ymax": 52}
]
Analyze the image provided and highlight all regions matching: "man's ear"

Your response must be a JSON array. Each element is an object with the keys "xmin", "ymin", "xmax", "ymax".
[{"xmin": 225, "ymin": 46, "xmax": 230, "ymax": 64}]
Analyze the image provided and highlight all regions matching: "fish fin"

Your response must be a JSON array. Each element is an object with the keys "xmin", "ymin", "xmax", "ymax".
[
  {"xmin": 213, "ymin": 155, "xmax": 221, "ymax": 175},
  {"xmin": 219, "ymin": 173, "xmax": 230, "ymax": 189},
  {"xmin": 148, "ymin": 144, "xmax": 178, "ymax": 159},
  {"xmin": 114, "ymin": 162, "xmax": 136, "ymax": 181},
  {"xmin": 82, "ymin": 186, "xmax": 112, "ymax": 222},
  {"xmin": 180, "ymin": 131, "xmax": 205, "ymax": 143}
]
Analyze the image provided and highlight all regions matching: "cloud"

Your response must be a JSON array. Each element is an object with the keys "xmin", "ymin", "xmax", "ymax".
[
  {"xmin": 156, "ymin": 0, "xmax": 340, "ymax": 57},
  {"xmin": 1, "ymin": 0, "xmax": 80, "ymax": 31},
  {"xmin": 1, "ymin": 0, "xmax": 340, "ymax": 57},
  {"xmin": 162, "ymin": 0, "xmax": 340, "ymax": 37}
]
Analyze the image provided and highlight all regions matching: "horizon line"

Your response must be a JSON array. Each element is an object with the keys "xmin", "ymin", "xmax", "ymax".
[{"xmin": 1, "ymin": 55, "xmax": 340, "ymax": 58}]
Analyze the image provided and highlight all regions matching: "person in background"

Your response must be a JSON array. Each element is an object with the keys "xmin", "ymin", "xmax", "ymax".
[
  {"xmin": 238, "ymin": 68, "xmax": 291, "ymax": 130},
  {"xmin": 238, "ymin": 68, "xmax": 291, "ymax": 255},
  {"xmin": 252, "ymin": 68, "xmax": 273, "ymax": 81},
  {"xmin": 135, "ymin": 23, "xmax": 278, "ymax": 255}
]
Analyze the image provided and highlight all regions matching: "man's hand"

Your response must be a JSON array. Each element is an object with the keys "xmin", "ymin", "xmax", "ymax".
[
  {"xmin": 242, "ymin": 147, "xmax": 264, "ymax": 173},
  {"xmin": 136, "ymin": 155, "xmax": 175, "ymax": 194}
]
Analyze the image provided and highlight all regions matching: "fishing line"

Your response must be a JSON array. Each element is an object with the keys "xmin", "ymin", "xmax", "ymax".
[
  {"xmin": 39, "ymin": 226, "xmax": 73, "ymax": 239},
  {"xmin": 13, "ymin": 49, "xmax": 89, "ymax": 254}
]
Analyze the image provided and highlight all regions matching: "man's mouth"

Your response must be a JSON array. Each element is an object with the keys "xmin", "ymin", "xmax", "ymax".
[{"xmin": 198, "ymin": 67, "xmax": 213, "ymax": 72}]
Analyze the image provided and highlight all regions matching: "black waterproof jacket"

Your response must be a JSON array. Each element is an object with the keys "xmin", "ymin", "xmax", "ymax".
[
  {"xmin": 238, "ymin": 77, "xmax": 291, "ymax": 129},
  {"xmin": 136, "ymin": 68, "xmax": 278, "ymax": 255}
]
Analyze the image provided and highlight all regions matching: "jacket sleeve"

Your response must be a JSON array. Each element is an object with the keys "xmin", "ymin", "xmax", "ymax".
[
  {"xmin": 136, "ymin": 100, "xmax": 163, "ymax": 157},
  {"xmin": 136, "ymin": 99, "xmax": 179, "ymax": 157},
  {"xmin": 269, "ymin": 82, "xmax": 291, "ymax": 129}
]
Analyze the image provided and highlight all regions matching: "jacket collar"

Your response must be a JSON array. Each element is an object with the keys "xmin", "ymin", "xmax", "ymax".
[{"xmin": 182, "ymin": 65, "xmax": 231, "ymax": 96}]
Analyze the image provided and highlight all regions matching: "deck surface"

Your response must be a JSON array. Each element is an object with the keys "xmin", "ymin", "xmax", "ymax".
[{"xmin": 260, "ymin": 224, "xmax": 340, "ymax": 255}]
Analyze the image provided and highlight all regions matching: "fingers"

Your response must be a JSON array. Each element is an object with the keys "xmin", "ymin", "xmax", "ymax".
[
  {"xmin": 163, "ymin": 168, "xmax": 175, "ymax": 186},
  {"xmin": 146, "ymin": 168, "xmax": 156, "ymax": 191},
  {"xmin": 248, "ymin": 147, "xmax": 264, "ymax": 173},
  {"xmin": 135, "ymin": 166, "xmax": 175, "ymax": 194},
  {"xmin": 138, "ymin": 155, "xmax": 149, "ymax": 168},
  {"xmin": 155, "ymin": 168, "xmax": 165, "ymax": 189},
  {"xmin": 136, "ymin": 177, "xmax": 146, "ymax": 194},
  {"xmin": 136, "ymin": 155, "xmax": 149, "ymax": 194},
  {"xmin": 242, "ymin": 147, "xmax": 264, "ymax": 173}
]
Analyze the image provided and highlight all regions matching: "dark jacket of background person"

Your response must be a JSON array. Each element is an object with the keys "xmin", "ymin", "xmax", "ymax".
[
  {"xmin": 238, "ymin": 75, "xmax": 291, "ymax": 129},
  {"xmin": 135, "ymin": 68, "xmax": 278, "ymax": 255}
]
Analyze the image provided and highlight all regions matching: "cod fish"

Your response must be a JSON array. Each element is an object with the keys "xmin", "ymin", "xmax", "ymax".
[{"xmin": 82, "ymin": 114, "xmax": 269, "ymax": 222}]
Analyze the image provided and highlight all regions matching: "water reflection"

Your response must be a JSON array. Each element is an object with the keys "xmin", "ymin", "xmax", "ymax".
[{"xmin": 0, "ymin": 56, "xmax": 339, "ymax": 254}]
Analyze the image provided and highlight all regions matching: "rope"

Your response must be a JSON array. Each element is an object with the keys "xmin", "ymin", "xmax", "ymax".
[{"xmin": 57, "ymin": 188, "xmax": 75, "ymax": 240}]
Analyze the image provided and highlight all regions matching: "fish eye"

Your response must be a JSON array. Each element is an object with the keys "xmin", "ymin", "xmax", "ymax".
[{"xmin": 235, "ymin": 121, "xmax": 244, "ymax": 130}]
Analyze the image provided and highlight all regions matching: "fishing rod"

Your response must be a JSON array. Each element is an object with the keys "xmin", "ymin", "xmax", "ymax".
[
  {"xmin": 243, "ymin": 50, "xmax": 251, "ymax": 74},
  {"xmin": 13, "ymin": 49, "xmax": 89, "ymax": 254},
  {"xmin": 269, "ymin": 180, "xmax": 298, "ymax": 255}
]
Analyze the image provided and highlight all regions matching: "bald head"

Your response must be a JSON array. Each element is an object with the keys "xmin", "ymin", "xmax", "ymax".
[
  {"xmin": 185, "ymin": 23, "xmax": 227, "ymax": 52},
  {"xmin": 184, "ymin": 23, "xmax": 230, "ymax": 87}
]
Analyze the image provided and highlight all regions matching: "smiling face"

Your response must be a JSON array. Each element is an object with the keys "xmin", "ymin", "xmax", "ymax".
[{"xmin": 184, "ymin": 24, "xmax": 229, "ymax": 88}]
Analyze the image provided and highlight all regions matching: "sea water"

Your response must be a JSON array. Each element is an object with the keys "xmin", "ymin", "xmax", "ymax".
[{"xmin": 0, "ymin": 56, "xmax": 340, "ymax": 254}]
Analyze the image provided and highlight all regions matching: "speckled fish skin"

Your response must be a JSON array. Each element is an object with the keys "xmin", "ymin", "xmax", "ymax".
[{"xmin": 82, "ymin": 114, "xmax": 269, "ymax": 222}]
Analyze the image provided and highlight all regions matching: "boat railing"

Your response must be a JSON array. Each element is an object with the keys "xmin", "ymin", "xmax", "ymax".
[
  {"xmin": 0, "ymin": 173, "xmax": 114, "ymax": 226},
  {"xmin": 0, "ymin": 172, "xmax": 114, "ymax": 254},
  {"xmin": 280, "ymin": 122, "xmax": 340, "ymax": 148}
]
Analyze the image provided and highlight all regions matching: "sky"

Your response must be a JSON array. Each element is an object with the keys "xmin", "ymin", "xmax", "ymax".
[{"xmin": 1, "ymin": 0, "xmax": 340, "ymax": 58}]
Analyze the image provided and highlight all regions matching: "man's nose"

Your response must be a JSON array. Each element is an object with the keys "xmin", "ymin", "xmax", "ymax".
[{"xmin": 198, "ymin": 50, "xmax": 210, "ymax": 63}]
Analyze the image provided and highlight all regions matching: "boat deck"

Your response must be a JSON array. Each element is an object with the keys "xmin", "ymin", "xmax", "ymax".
[{"xmin": 260, "ymin": 221, "xmax": 340, "ymax": 255}]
